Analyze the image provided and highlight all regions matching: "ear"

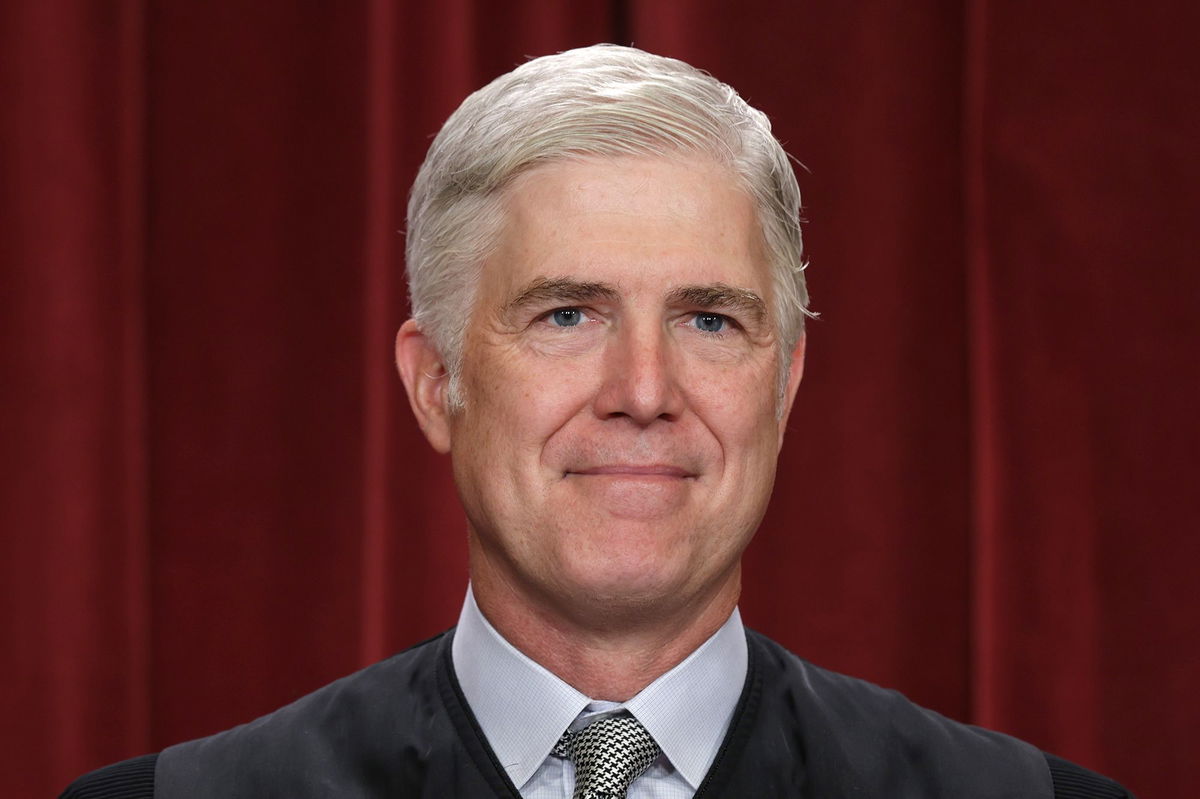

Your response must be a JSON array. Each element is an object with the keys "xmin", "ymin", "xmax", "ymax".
[
  {"xmin": 776, "ymin": 333, "xmax": 806, "ymax": 449},
  {"xmin": 395, "ymin": 319, "xmax": 453, "ymax": 454}
]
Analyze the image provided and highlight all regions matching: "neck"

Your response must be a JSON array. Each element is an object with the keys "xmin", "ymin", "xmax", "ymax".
[{"xmin": 470, "ymin": 561, "xmax": 740, "ymax": 701}]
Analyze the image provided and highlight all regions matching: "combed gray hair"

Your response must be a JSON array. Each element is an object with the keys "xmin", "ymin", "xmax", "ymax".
[{"xmin": 406, "ymin": 44, "xmax": 812, "ymax": 408}]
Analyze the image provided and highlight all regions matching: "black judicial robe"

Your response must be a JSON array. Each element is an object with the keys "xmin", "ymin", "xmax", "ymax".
[{"xmin": 61, "ymin": 629, "xmax": 1133, "ymax": 798}]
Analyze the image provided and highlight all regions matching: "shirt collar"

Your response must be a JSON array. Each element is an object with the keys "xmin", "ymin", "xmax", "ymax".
[
  {"xmin": 451, "ymin": 587, "xmax": 747, "ymax": 790},
  {"xmin": 625, "ymin": 606, "xmax": 747, "ymax": 787}
]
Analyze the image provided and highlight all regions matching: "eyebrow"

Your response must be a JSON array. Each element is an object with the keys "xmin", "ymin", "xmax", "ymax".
[
  {"xmin": 503, "ymin": 276, "xmax": 768, "ymax": 326},
  {"xmin": 505, "ymin": 277, "xmax": 620, "ymax": 313},
  {"xmin": 668, "ymin": 283, "xmax": 768, "ymax": 326}
]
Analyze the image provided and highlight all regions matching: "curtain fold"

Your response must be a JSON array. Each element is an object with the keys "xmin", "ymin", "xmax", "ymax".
[
  {"xmin": 2, "ymin": 2, "xmax": 1194, "ymax": 796},
  {"xmin": 965, "ymin": 0, "xmax": 1200, "ymax": 780},
  {"xmin": 1, "ymin": 0, "xmax": 151, "ymax": 786}
]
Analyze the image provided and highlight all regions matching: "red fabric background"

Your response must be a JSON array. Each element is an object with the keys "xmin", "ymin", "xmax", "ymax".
[{"xmin": 3, "ymin": 2, "xmax": 1196, "ymax": 796}]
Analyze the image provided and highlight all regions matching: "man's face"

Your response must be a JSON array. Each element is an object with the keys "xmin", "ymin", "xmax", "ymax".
[{"xmin": 438, "ymin": 155, "xmax": 803, "ymax": 622}]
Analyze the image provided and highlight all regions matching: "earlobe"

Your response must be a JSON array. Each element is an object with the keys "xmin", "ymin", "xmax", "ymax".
[
  {"xmin": 395, "ymin": 320, "xmax": 453, "ymax": 454},
  {"xmin": 776, "ymin": 333, "xmax": 807, "ymax": 448}
]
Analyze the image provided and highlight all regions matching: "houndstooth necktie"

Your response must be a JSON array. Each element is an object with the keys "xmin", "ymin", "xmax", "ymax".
[{"xmin": 553, "ymin": 714, "xmax": 662, "ymax": 799}]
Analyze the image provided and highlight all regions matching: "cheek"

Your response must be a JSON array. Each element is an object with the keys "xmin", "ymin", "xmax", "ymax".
[
  {"xmin": 685, "ymin": 360, "xmax": 779, "ymax": 446},
  {"xmin": 461, "ymin": 354, "xmax": 598, "ymax": 457}
]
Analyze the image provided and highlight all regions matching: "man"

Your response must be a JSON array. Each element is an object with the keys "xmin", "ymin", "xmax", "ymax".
[{"xmin": 63, "ymin": 45, "xmax": 1132, "ymax": 798}]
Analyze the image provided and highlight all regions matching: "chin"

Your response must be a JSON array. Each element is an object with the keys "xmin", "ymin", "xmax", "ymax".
[{"xmin": 551, "ymin": 547, "xmax": 695, "ymax": 611}]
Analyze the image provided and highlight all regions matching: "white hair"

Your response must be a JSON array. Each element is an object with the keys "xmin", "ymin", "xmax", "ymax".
[{"xmin": 406, "ymin": 44, "xmax": 813, "ymax": 408}]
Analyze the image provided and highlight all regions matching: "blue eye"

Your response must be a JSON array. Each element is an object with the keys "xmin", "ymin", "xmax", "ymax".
[
  {"xmin": 550, "ymin": 308, "xmax": 583, "ymax": 327},
  {"xmin": 694, "ymin": 313, "xmax": 726, "ymax": 333}
]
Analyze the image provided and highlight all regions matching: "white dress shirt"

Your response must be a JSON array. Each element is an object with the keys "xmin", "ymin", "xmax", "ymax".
[{"xmin": 451, "ymin": 588, "xmax": 747, "ymax": 798}]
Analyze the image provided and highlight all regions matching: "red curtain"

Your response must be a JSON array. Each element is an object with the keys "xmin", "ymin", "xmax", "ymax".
[{"xmin": 3, "ymin": 2, "xmax": 1196, "ymax": 796}]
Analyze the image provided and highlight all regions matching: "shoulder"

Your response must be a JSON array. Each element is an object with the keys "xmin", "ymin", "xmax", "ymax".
[
  {"xmin": 59, "ymin": 754, "xmax": 156, "ymax": 799},
  {"xmin": 60, "ymin": 632, "xmax": 454, "ymax": 799},
  {"xmin": 746, "ymin": 629, "xmax": 1018, "ymax": 754},
  {"xmin": 1045, "ymin": 753, "xmax": 1137, "ymax": 799},
  {"xmin": 743, "ymin": 631, "xmax": 1134, "ymax": 798},
  {"xmin": 158, "ymin": 630, "xmax": 455, "ymax": 795}
]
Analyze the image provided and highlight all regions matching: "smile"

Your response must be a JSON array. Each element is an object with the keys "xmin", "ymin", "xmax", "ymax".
[{"xmin": 566, "ymin": 465, "xmax": 696, "ymax": 479}]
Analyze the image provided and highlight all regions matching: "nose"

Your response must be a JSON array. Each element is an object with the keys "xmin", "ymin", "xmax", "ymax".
[{"xmin": 593, "ymin": 320, "xmax": 686, "ymax": 424}]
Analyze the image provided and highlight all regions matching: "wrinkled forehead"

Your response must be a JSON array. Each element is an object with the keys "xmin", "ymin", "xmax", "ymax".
[{"xmin": 479, "ymin": 154, "xmax": 772, "ymax": 302}]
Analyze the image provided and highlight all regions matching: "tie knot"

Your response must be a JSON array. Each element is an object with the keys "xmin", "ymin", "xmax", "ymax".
[{"xmin": 553, "ymin": 715, "xmax": 661, "ymax": 799}]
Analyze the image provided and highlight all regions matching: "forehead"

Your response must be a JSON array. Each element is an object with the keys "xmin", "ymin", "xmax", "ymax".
[{"xmin": 482, "ymin": 155, "xmax": 770, "ymax": 299}]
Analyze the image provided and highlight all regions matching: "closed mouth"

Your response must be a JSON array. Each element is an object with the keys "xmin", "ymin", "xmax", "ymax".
[{"xmin": 566, "ymin": 464, "xmax": 695, "ymax": 479}]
